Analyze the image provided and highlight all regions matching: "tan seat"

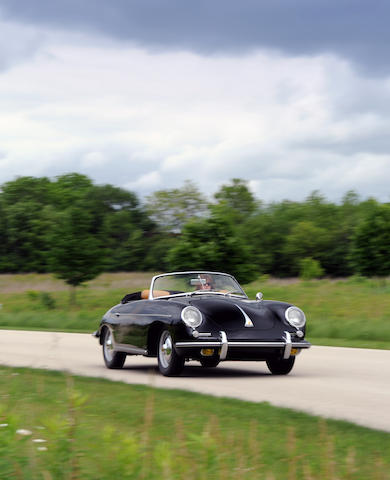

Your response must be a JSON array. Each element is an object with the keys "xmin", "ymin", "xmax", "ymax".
[{"xmin": 141, "ymin": 289, "xmax": 170, "ymax": 299}]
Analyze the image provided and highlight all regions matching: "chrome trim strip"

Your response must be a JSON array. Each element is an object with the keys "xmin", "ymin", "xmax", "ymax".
[
  {"xmin": 104, "ymin": 325, "xmax": 147, "ymax": 355},
  {"xmin": 114, "ymin": 313, "xmax": 172, "ymax": 318},
  {"xmin": 176, "ymin": 342, "xmax": 223, "ymax": 348},
  {"xmin": 175, "ymin": 341, "xmax": 284, "ymax": 348},
  {"xmin": 229, "ymin": 341, "xmax": 310, "ymax": 348},
  {"xmin": 235, "ymin": 304, "xmax": 254, "ymax": 327},
  {"xmin": 114, "ymin": 343, "xmax": 147, "ymax": 355},
  {"xmin": 175, "ymin": 340, "xmax": 311, "ymax": 349},
  {"xmin": 293, "ymin": 342, "xmax": 311, "ymax": 348},
  {"xmin": 227, "ymin": 341, "xmax": 285, "ymax": 347},
  {"xmin": 220, "ymin": 331, "xmax": 228, "ymax": 360},
  {"xmin": 283, "ymin": 331, "xmax": 292, "ymax": 359}
]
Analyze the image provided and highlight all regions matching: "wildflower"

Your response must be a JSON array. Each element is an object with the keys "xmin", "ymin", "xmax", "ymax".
[
  {"xmin": 0, "ymin": 423, "xmax": 8, "ymax": 428},
  {"xmin": 33, "ymin": 439, "xmax": 47, "ymax": 443},
  {"xmin": 37, "ymin": 446, "xmax": 48, "ymax": 452},
  {"xmin": 16, "ymin": 429, "xmax": 32, "ymax": 436}
]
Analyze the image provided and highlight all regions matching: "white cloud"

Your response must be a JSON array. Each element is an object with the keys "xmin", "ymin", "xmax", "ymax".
[
  {"xmin": 124, "ymin": 171, "xmax": 162, "ymax": 192},
  {"xmin": 1, "ymin": 24, "xmax": 390, "ymax": 202},
  {"xmin": 81, "ymin": 151, "xmax": 106, "ymax": 168}
]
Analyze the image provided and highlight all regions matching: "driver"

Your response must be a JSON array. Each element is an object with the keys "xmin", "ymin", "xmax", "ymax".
[{"xmin": 196, "ymin": 274, "xmax": 214, "ymax": 291}]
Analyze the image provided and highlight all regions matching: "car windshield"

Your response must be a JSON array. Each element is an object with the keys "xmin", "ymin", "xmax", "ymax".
[{"xmin": 151, "ymin": 272, "xmax": 247, "ymax": 299}]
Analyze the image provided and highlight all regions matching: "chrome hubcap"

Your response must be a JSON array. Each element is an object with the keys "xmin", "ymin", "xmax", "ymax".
[
  {"xmin": 159, "ymin": 332, "xmax": 172, "ymax": 369},
  {"xmin": 104, "ymin": 330, "xmax": 114, "ymax": 362}
]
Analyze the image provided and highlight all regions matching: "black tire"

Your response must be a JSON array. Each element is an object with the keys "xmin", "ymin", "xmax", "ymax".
[
  {"xmin": 102, "ymin": 327, "xmax": 126, "ymax": 369},
  {"xmin": 266, "ymin": 356, "xmax": 295, "ymax": 375},
  {"xmin": 199, "ymin": 357, "xmax": 220, "ymax": 368},
  {"xmin": 157, "ymin": 330, "xmax": 184, "ymax": 376}
]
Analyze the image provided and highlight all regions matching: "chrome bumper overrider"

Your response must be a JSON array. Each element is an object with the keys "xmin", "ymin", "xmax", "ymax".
[{"xmin": 175, "ymin": 330, "xmax": 311, "ymax": 360}]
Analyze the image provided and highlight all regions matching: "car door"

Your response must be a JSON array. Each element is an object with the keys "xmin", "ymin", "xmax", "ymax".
[{"xmin": 110, "ymin": 300, "xmax": 150, "ymax": 350}]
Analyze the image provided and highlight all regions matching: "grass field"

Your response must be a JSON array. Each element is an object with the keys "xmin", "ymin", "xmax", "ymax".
[
  {"xmin": 0, "ymin": 273, "xmax": 389, "ymax": 349},
  {"xmin": 0, "ymin": 366, "xmax": 389, "ymax": 480}
]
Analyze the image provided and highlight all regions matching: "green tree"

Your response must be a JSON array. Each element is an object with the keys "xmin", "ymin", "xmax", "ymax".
[
  {"xmin": 50, "ymin": 173, "xmax": 94, "ymax": 209},
  {"xmin": 103, "ymin": 224, "xmax": 147, "ymax": 271},
  {"xmin": 47, "ymin": 206, "xmax": 103, "ymax": 303},
  {"xmin": 146, "ymin": 180, "xmax": 207, "ymax": 232},
  {"xmin": 0, "ymin": 173, "xmax": 154, "ymax": 275},
  {"xmin": 143, "ymin": 235, "xmax": 178, "ymax": 272},
  {"xmin": 1, "ymin": 176, "xmax": 52, "ymax": 205},
  {"xmin": 283, "ymin": 221, "xmax": 329, "ymax": 275},
  {"xmin": 95, "ymin": 187, "xmax": 152, "ymax": 271},
  {"xmin": 0, "ymin": 177, "xmax": 54, "ymax": 271},
  {"xmin": 167, "ymin": 211, "xmax": 258, "ymax": 283},
  {"xmin": 51, "ymin": 174, "xmax": 153, "ymax": 273},
  {"xmin": 299, "ymin": 258, "xmax": 324, "ymax": 280},
  {"xmin": 214, "ymin": 178, "xmax": 258, "ymax": 222},
  {"xmin": 0, "ymin": 199, "xmax": 7, "ymax": 271},
  {"xmin": 1, "ymin": 202, "xmax": 54, "ymax": 272},
  {"xmin": 350, "ymin": 204, "xmax": 390, "ymax": 276},
  {"xmin": 243, "ymin": 211, "xmax": 281, "ymax": 275}
]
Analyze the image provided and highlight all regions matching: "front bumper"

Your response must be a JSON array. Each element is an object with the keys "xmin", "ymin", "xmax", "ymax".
[{"xmin": 175, "ymin": 330, "xmax": 311, "ymax": 360}]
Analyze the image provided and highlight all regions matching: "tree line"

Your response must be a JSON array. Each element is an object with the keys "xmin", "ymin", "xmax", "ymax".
[{"xmin": 0, "ymin": 173, "xmax": 389, "ymax": 288}]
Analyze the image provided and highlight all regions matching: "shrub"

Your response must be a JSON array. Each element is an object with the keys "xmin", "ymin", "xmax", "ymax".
[
  {"xmin": 26, "ymin": 290, "xmax": 39, "ymax": 300},
  {"xmin": 299, "ymin": 258, "xmax": 324, "ymax": 280},
  {"xmin": 40, "ymin": 292, "xmax": 56, "ymax": 310}
]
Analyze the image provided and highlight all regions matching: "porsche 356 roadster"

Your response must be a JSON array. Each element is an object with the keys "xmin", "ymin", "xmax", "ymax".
[{"xmin": 94, "ymin": 271, "xmax": 311, "ymax": 376}]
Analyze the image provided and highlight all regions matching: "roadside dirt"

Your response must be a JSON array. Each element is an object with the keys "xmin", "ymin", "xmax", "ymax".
[{"xmin": 0, "ymin": 272, "xmax": 155, "ymax": 294}]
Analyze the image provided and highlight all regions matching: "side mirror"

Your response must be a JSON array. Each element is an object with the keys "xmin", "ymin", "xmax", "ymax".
[{"xmin": 256, "ymin": 292, "xmax": 263, "ymax": 301}]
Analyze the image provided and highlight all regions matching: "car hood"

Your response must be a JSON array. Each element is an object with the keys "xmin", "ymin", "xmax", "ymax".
[{"xmin": 169, "ymin": 295, "xmax": 292, "ymax": 331}]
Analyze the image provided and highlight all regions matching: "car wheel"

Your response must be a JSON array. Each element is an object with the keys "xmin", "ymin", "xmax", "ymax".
[
  {"xmin": 102, "ymin": 328, "xmax": 126, "ymax": 369},
  {"xmin": 199, "ymin": 357, "xmax": 220, "ymax": 368},
  {"xmin": 266, "ymin": 356, "xmax": 295, "ymax": 375},
  {"xmin": 157, "ymin": 330, "xmax": 184, "ymax": 376}
]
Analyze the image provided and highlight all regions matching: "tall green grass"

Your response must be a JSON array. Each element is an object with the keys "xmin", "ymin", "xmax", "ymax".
[
  {"xmin": 0, "ymin": 366, "xmax": 389, "ymax": 479},
  {"xmin": 246, "ymin": 276, "xmax": 390, "ymax": 348}
]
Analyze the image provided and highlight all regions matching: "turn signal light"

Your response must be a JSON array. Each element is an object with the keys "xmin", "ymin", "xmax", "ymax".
[{"xmin": 201, "ymin": 348, "xmax": 214, "ymax": 356}]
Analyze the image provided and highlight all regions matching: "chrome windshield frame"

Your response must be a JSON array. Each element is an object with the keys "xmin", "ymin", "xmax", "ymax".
[{"xmin": 149, "ymin": 271, "xmax": 247, "ymax": 300}]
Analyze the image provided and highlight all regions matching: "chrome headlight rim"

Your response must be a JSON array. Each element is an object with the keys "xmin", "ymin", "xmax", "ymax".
[
  {"xmin": 181, "ymin": 305, "xmax": 203, "ymax": 329},
  {"xmin": 285, "ymin": 306, "xmax": 306, "ymax": 329}
]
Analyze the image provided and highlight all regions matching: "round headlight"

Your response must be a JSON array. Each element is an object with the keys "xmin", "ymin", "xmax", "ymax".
[
  {"xmin": 181, "ymin": 306, "xmax": 203, "ymax": 329},
  {"xmin": 285, "ymin": 306, "xmax": 306, "ymax": 329}
]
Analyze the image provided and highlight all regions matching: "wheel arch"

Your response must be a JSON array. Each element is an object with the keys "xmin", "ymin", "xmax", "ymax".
[{"xmin": 99, "ymin": 324, "xmax": 111, "ymax": 346}]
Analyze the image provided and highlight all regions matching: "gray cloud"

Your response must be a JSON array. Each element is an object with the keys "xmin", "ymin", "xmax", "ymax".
[
  {"xmin": 0, "ymin": 18, "xmax": 44, "ymax": 71},
  {"xmin": 293, "ymin": 131, "xmax": 390, "ymax": 157},
  {"xmin": 1, "ymin": 22, "xmax": 389, "ymax": 204},
  {"xmin": 0, "ymin": 144, "xmax": 162, "ymax": 190},
  {"xmin": 0, "ymin": 0, "xmax": 389, "ymax": 73}
]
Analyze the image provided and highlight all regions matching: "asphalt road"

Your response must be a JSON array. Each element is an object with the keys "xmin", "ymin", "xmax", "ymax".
[{"xmin": 0, "ymin": 329, "xmax": 389, "ymax": 432}]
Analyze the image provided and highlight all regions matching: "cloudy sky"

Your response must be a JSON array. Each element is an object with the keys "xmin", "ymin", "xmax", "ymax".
[{"xmin": 1, "ymin": 0, "xmax": 390, "ymax": 202}]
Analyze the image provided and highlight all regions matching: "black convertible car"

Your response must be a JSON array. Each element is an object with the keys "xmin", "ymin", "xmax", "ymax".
[{"xmin": 94, "ymin": 271, "xmax": 311, "ymax": 376}]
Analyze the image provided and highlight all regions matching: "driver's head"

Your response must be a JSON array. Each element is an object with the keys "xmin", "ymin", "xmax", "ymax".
[{"xmin": 198, "ymin": 274, "xmax": 213, "ymax": 290}]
